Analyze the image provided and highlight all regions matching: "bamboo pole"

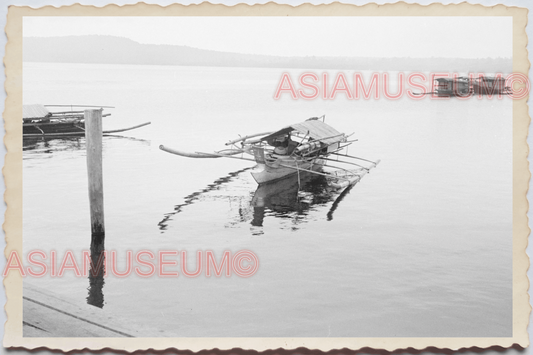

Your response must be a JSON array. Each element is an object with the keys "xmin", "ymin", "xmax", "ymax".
[
  {"xmin": 277, "ymin": 162, "xmax": 353, "ymax": 182},
  {"xmin": 225, "ymin": 131, "xmax": 273, "ymax": 146},
  {"xmin": 85, "ymin": 109, "xmax": 105, "ymax": 252}
]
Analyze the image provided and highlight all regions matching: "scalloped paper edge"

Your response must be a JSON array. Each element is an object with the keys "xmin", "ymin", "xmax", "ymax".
[{"xmin": 3, "ymin": 1, "xmax": 530, "ymax": 352}]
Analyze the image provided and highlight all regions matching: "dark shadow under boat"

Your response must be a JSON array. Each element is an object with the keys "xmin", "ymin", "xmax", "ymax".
[
  {"xmin": 159, "ymin": 168, "xmax": 359, "ymax": 235},
  {"xmin": 249, "ymin": 171, "xmax": 351, "ymax": 231}
]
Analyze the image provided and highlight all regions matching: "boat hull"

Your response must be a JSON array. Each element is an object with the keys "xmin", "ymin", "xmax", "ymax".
[
  {"xmin": 250, "ymin": 156, "xmax": 324, "ymax": 184},
  {"xmin": 23, "ymin": 121, "xmax": 151, "ymax": 137},
  {"xmin": 23, "ymin": 122, "xmax": 86, "ymax": 136}
]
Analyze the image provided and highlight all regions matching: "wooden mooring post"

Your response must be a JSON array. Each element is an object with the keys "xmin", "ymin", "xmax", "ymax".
[{"xmin": 85, "ymin": 109, "xmax": 105, "ymax": 253}]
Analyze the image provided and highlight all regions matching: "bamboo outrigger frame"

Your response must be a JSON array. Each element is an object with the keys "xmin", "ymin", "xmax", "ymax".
[{"xmin": 160, "ymin": 116, "xmax": 380, "ymax": 188}]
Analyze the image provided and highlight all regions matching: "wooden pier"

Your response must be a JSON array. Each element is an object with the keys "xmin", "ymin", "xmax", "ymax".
[{"xmin": 23, "ymin": 283, "xmax": 169, "ymax": 337}]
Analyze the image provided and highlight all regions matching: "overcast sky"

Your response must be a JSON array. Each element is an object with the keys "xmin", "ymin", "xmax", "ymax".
[{"xmin": 23, "ymin": 16, "xmax": 512, "ymax": 58}]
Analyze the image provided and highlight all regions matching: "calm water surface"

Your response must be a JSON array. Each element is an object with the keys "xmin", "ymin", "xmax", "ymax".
[{"xmin": 23, "ymin": 63, "xmax": 512, "ymax": 337}]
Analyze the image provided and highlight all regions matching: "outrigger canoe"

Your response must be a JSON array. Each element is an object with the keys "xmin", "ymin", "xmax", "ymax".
[
  {"xmin": 23, "ymin": 104, "xmax": 151, "ymax": 137},
  {"xmin": 160, "ymin": 116, "xmax": 379, "ymax": 186}
]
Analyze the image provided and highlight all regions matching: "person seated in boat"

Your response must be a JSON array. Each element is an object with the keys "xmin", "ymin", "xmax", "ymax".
[
  {"xmin": 273, "ymin": 145, "xmax": 288, "ymax": 155},
  {"xmin": 272, "ymin": 134, "xmax": 298, "ymax": 155},
  {"xmin": 286, "ymin": 136, "xmax": 298, "ymax": 155},
  {"xmin": 272, "ymin": 135, "xmax": 289, "ymax": 155}
]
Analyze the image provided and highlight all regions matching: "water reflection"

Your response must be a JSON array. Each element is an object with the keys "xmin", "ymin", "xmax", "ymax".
[
  {"xmin": 327, "ymin": 182, "xmax": 356, "ymax": 221},
  {"xmin": 23, "ymin": 136, "xmax": 85, "ymax": 154},
  {"xmin": 247, "ymin": 172, "xmax": 351, "ymax": 234},
  {"xmin": 23, "ymin": 135, "xmax": 149, "ymax": 157},
  {"xmin": 86, "ymin": 247, "xmax": 106, "ymax": 308},
  {"xmin": 158, "ymin": 167, "xmax": 252, "ymax": 231},
  {"xmin": 160, "ymin": 169, "xmax": 357, "ymax": 235},
  {"xmin": 251, "ymin": 172, "xmax": 336, "ymax": 222}
]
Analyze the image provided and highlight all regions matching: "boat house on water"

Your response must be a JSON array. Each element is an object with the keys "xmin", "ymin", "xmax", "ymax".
[
  {"xmin": 433, "ymin": 77, "xmax": 471, "ymax": 97},
  {"xmin": 472, "ymin": 76, "xmax": 507, "ymax": 95},
  {"xmin": 433, "ymin": 76, "xmax": 509, "ymax": 97}
]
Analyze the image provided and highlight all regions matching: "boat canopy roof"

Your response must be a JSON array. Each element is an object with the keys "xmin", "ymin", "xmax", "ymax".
[
  {"xmin": 23, "ymin": 104, "xmax": 51, "ymax": 120},
  {"xmin": 261, "ymin": 119, "xmax": 345, "ymax": 146}
]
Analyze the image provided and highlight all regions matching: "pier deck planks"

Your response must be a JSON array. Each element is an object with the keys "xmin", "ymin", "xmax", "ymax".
[{"xmin": 23, "ymin": 283, "xmax": 167, "ymax": 337}]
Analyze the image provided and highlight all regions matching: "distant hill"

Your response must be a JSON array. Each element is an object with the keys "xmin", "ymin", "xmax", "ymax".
[{"xmin": 23, "ymin": 35, "xmax": 512, "ymax": 72}]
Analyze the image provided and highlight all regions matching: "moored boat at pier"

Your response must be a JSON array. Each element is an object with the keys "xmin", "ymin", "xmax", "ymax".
[{"xmin": 23, "ymin": 104, "xmax": 151, "ymax": 137}]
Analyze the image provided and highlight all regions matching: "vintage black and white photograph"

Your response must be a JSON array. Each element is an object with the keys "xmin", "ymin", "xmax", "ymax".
[{"xmin": 3, "ymin": 3, "xmax": 529, "ymax": 351}]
